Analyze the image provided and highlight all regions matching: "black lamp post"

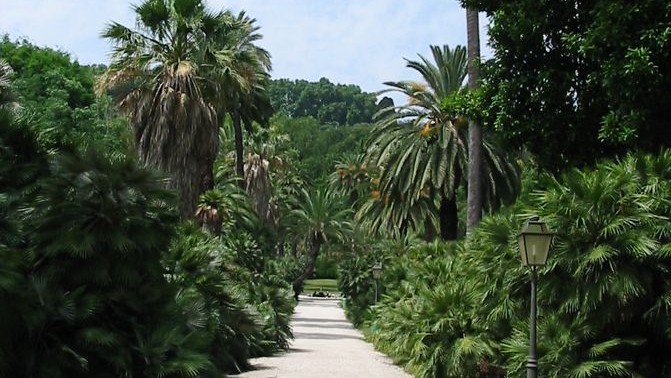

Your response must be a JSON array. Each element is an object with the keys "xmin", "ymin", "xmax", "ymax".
[
  {"xmin": 517, "ymin": 216, "xmax": 554, "ymax": 378},
  {"xmin": 372, "ymin": 262, "xmax": 383, "ymax": 304}
]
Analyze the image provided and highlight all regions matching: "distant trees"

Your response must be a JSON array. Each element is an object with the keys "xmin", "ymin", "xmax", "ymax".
[
  {"xmin": 268, "ymin": 77, "xmax": 385, "ymax": 126},
  {"xmin": 274, "ymin": 115, "xmax": 372, "ymax": 182}
]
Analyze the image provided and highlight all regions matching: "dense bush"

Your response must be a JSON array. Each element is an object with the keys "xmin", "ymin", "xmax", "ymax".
[
  {"xmin": 343, "ymin": 151, "xmax": 671, "ymax": 377},
  {"xmin": 314, "ymin": 253, "xmax": 338, "ymax": 279},
  {"xmin": 0, "ymin": 110, "xmax": 295, "ymax": 376},
  {"xmin": 0, "ymin": 38, "xmax": 297, "ymax": 376},
  {"xmin": 0, "ymin": 147, "xmax": 209, "ymax": 377},
  {"xmin": 165, "ymin": 226, "xmax": 295, "ymax": 374},
  {"xmin": 0, "ymin": 148, "xmax": 295, "ymax": 377}
]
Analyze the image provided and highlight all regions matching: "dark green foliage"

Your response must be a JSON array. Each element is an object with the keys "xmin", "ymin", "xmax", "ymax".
[
  {"xmin": 274, "ymin": 115, "xmax": 372, "ymax": 182},
  {"xmin": 314, "ymin": 253, "xmax": 338, "ymax": 279},
  {"xmin": 165, "ymin": 225, "xmax": 295, "ymax": 374},
  {"xmin": 0, "ymin": 36, "xmax": 131, "ymax": 153},
  {"xmin": 268, "ymin": 77, "xmax": 382, "ymax": 126},
  {"xmin": 338, "ymin": 234, "xmax": 422, "ymax": 326},
  {"xmin": 0, "ymin": 147, "xmax": 216, "ymax": 377},
  {"xmin": 348, "ymin": 150, "xmax": 671, "ymax": 377},
  {"xmin": 0, "ymin": 66, "xmax": 294, "ymax": 375},
  {"xmin": 338, "ymin": 254, "xmax": 379, "ymax": 326},
  {"xmin": 466, "ymin": 0, "xmax": 671, "ymax": 171}
]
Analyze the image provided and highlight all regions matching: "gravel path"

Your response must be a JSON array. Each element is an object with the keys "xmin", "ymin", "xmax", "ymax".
[{"xmin": 230, "ymin": 296, "xmax": 412, "ymax": 378}]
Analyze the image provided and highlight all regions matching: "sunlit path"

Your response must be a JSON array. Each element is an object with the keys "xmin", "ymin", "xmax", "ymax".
[{"xmin": 230, "ymin": 296, "xmax": 411, "ymax": 378}]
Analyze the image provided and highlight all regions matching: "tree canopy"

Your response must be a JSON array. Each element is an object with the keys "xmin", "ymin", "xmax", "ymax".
[
  {"xmin": 465, "ymin": 0, "xmax": 671, "ymax": 171},
  {"xmin": 268, "ymin": 77, "xmax": 386, "ymax": 126}
]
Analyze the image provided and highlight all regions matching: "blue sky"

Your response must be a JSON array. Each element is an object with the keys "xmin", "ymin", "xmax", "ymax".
[{"xmin": 2, "ymin": 0, "xmax": 490, "ymax": 97}]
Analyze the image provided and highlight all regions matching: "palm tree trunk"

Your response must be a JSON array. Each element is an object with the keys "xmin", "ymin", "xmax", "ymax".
[
  {"xmin": 291, "ymin": 236, "xmax": 323, "ymax": 299},
  {"xmin": 439, "ymin": 196, "xmax": 458, "ymax": 240},
  {"xmin": 466, "ymin": 6, "xmax": 483, "ymax": 232},
  {"xmin": 233, "ymin": 111, "xmax": 245, "ymax": 188}
]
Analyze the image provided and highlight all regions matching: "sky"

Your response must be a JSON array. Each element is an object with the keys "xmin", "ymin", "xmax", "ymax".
[{"xmin": 1, "ymin": 1, "xmax": 491, "ymax": 98}]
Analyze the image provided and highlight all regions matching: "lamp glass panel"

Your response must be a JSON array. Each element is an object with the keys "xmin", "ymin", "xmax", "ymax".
[
  {"xmin": 524, "ymin": 233, "xmax": 552, "ymax": 266},
  {"xmin": 517, "ymin": 234, "xmax": 528, "ymax": 265}
]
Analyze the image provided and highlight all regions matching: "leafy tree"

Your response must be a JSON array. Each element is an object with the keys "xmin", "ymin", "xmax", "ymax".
[
  {"xmin": 267, "ymin": 77, "xmax": 381, "ymax": 126},
  {"xmin": 274, "ymin": 115, "xmax": 372, "ymax": 182},
  {"xmin": 0, "ymin": 36, "xmax": 130, "ymax": 154},
  {"xmin": 99, "ymin": 0, "xmax": 262, "ymax": 217},
  {"xmin": 466, "ymin": 0, "xmax": 671, "ymax": 171}
]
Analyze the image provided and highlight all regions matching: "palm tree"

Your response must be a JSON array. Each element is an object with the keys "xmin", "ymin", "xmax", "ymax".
[
  {"xmin": 364, "ymin": 45, "xmax": 519, "ymax": 240},
  {"xmin": 285, "ymin": 188, "xmax": 352, "ymax": 298},
  {"xmin": 466, "ymin": 7, "xmax": 483, "ymax": 232},
  {"xmin": 99, "ymin": 0, "xmax": 263, "ymax": 217},
  {"xmin": 366, "ymin": 45, "xmax": 469, "ymax": 240},
  {"xmin": 221, "ymin": 11, "xmax": 273, "ymax": 184},
  {"xmin": 329, "ymin": 152, "xmax": 370, "ymax": 206}
]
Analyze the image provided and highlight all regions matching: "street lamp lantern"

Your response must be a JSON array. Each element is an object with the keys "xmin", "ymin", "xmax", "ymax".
[
  {"xmin": 372, "ymin": 262, "xmax": 383, "ymax": 303},
  {"xmin": 372, "ymin": 262, "xmax": 383, "ymax": 280},
  {"xmin": 517, "ymin": 217, "xmax": 554, "ymax": 267},
  {"xmin": 518, "ymin": 216, "xmax": 554, "ymax": 378}
]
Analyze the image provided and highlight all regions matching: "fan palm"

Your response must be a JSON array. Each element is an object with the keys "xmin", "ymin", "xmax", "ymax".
[
  {"xmin": 99, "ymin": 0, "xmax": 264, "ymax": 217},
  {"xmin": 285, "ymin": 188, "xmax": 352, "ymax": 297},
  {"xmin": 222, "ymin": 11, "xmax": 273, "ymax": 183}
]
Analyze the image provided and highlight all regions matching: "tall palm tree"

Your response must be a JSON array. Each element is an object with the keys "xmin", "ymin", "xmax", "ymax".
[
  {"xmin": 466, "ymin": 6, "xmax": 483, "ymax": 232},
  {"xmin": 366, "ymin": 45, "xmax": 469, "ymax": 240},
  {"xmin": 98, "ymin": 0, "xmax": 262, "ymax": 217},
  {"xmin": 222, "ymin": 11, "xmax": 273, "ymax": 183},
  {"xmin": 285, "ymin": 188, "xmax": 352, "ymax": 298},
  {"xmin": 364, "ymin": 45, "xmax": 518, "ymax": 240}
]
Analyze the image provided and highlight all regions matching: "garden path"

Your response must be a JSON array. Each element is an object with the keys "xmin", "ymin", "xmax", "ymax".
[{"xmin": 230, "ymin": 296, "xmax": 411, "ymax": 378}]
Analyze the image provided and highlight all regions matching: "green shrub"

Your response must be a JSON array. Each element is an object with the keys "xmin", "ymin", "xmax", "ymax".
[
  {"xmin": 361, "ymin": 151, "xmax": 671, "ymax": 377},
  {"xmin": 165, "ymin": 225, "xmax": 296, "ymax": 374}
]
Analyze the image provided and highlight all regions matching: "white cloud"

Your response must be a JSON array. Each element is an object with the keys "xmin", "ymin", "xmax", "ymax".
[{"xmin": 1, "ymin": 0, "xmax": 491, "ymax": 100}]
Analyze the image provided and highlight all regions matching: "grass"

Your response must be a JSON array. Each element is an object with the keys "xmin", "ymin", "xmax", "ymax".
[{"xmin": 304, "ymin": 278, "xmax": 339, "ymax": 294}]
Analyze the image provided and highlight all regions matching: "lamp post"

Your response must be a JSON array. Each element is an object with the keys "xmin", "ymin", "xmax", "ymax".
[
  {"xmin": 372, "ymin": 262, "xmax": 383, "ymax": 304},
  {"xmin": 517, "ymin": 216, "xmax": 554, "ymax": 378}
]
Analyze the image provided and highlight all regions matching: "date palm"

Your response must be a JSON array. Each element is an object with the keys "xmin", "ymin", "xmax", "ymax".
[
  {"xmin": 366, "ymin": 45, "xmax": 518, "ymax": 240},
  {"xmin": 329, "ymin": 152, "xmax": 370, "ymax": 206},
  {"xmin": 99, "ymin": 0, "xmax": 263, "ymax": 217},
  {"xmin": 366, "ymin": 45, "xmax": 468, "ymax": 240}
]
